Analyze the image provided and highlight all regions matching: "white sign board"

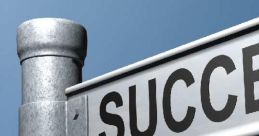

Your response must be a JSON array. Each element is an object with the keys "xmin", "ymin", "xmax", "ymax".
[{"xmin": 66, "ymin": 19, "xmax": 259, "ymax": 136}]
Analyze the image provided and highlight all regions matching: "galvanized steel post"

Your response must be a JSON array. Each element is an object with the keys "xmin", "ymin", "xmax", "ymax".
[{"xmin": 17, "ymin": 18, "xmax": 87, "ymax": 136}]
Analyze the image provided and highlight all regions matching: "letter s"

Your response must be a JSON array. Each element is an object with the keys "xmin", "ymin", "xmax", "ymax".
[{"xmin": 99, "ymin": 92, "xmax": 125, "ymax": 136}]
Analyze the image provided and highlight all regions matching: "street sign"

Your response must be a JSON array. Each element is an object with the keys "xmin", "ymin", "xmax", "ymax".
[{"xmin": 66, "ymin": 18, "xmax": 259, "ymax": 136}]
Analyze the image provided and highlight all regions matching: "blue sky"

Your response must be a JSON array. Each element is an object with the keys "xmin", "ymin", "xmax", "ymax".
[{"xmin": 1, "ymin": 0, "xmax": 259, "ymax": 135}]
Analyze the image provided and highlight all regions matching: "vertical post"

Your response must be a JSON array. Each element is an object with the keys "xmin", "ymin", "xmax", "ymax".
[{"xmin": 17, "ymin": 18, "xmax": 87, "ymax": 136}]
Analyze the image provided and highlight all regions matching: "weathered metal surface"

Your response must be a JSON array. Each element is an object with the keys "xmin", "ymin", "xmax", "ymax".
[
  {"xmin": 17, "ymin": 18, "xmax": 87, "ymax": 64},
  {"xmin": 66, "ymin": 18, "xmax": 259, "ymax": 136},
  {"xmin": 67, "ymin": 95, "xmax": 88, "ymax": 136},
  {"xmin": 19, "ymin": 101, "xmax": 66, "ymax": 136},
  {"xmin": 17, "ymin": 18, "xmax": 87, "ymax": 136},
  {"xmin": 21, "ymin": 57, "xmax": 82, "ymax": 103}
]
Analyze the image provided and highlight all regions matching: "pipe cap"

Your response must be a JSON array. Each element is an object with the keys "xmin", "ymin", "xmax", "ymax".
[{"xmin": 17, "ymin": 18, "xmax": 87, "ymax": 64}]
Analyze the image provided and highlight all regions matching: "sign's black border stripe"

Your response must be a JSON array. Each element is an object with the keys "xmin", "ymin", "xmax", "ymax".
[{"xmin": 67, "ymin": 24, "xmax": 259, "ymax": 97}]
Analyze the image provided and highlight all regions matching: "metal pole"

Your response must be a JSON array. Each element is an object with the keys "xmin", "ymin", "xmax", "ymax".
[{"xmin": 17, "ymin": 18, "xmax": 87, "ymax": 136}]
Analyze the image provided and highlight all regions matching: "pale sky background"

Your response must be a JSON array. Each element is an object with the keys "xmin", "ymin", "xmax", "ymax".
[{"xmin": 1, "ymin": 0, "xmax": 259, "ymax": 135}]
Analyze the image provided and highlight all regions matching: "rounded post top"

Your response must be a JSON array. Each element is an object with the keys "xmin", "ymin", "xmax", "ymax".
[{"xmin": 17, "ymin": 18, "xmax": 87, "ymax": 64}]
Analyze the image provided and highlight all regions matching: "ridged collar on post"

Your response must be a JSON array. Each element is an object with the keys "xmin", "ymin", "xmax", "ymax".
[{"xmin": 17, "ymin": 18, "xmax": 87, "ymax": 65}]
